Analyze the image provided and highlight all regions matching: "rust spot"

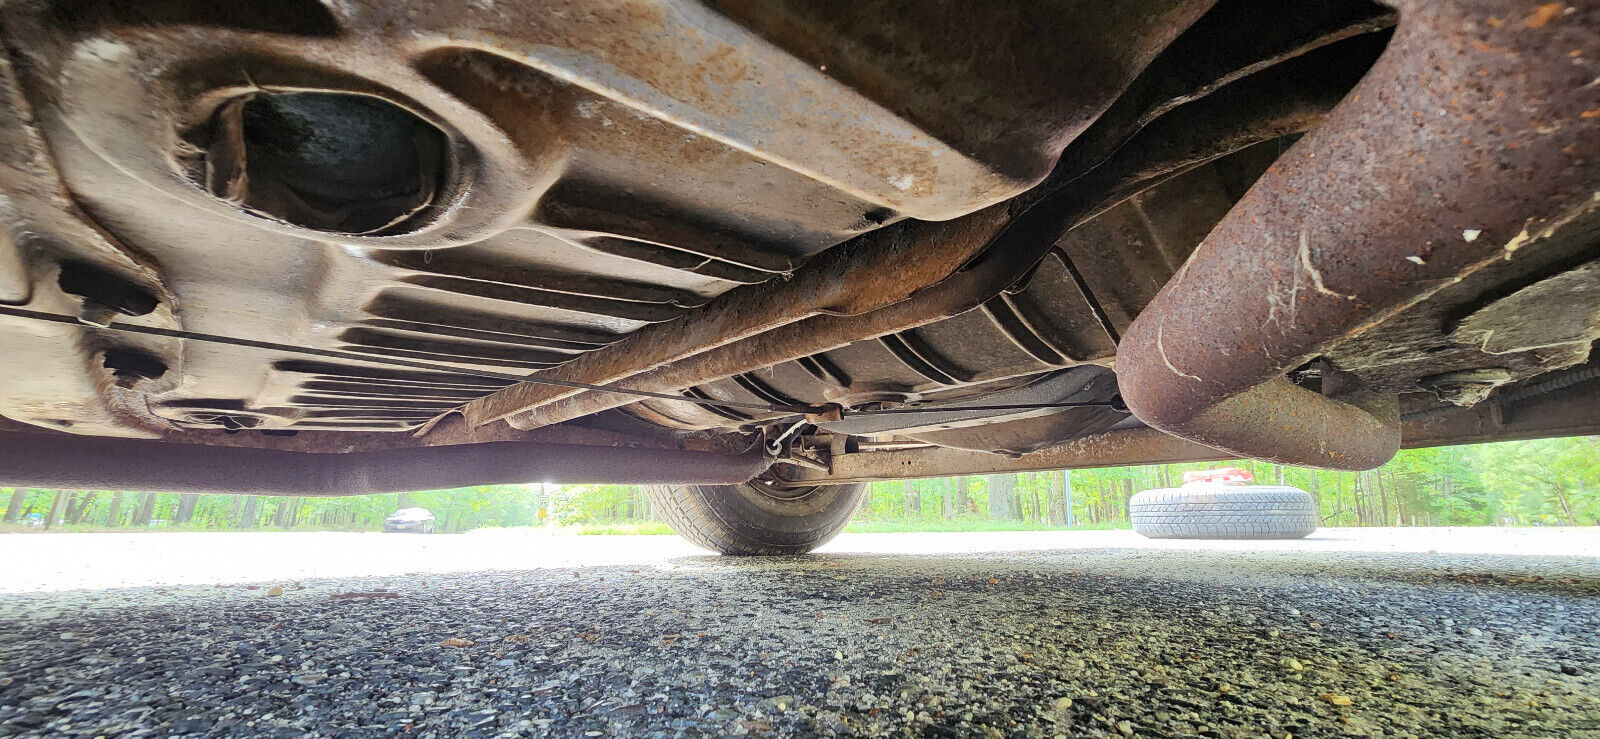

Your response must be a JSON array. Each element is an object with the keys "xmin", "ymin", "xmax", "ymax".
[
  {"xmin": 1115, "ymin": 0, "xmax": 1599, "ymax": 470},
  {"xmin": 1523, "ymin": 3, "xmax": 1563, "ymax": 29}
]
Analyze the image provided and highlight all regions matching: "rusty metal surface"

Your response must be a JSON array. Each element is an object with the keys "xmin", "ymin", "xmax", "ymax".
[
  {"xmin": 0, "ymin": 428, "xmax": 775, "ymax": 495},
  {"xmin": 609, "ymin": 157, "xmax": 1259, "ymax": 435},
  {"xmin": 459, "ymin": 202, "xmax": 1016, "ymax": 428},
  {"xmin": 0, "ymin": 48, "xmax": 181, "ymax": 438},
  {"xmin": 706, "ymin": 0, "xmax": 1219, "ymax": 185},
  {"xmin": 1049, "ymin": 0, "xmax": 1396, "ymax": 192},
  {"xmin": 0, "ymin": 0, "xmax": 1595, "ymax": 489},
  {"xmin": 786, "ymin": 358, "xmax": 1600, "ymax": 484},
  {"xmin": 775, "ymin": 427, "xmax": 1235, "ymax": 485},
  {"xmin": 1324, "ymin": 203, "xmax": 1600, "ymax": 406},
  {"xmin": 1401, "ymin": 360, "xmax": 1600, "ymax": 449},
  {"xmin": 2, "ymin": 0, "xmax": 1187, "ymax": 439},
  {"xmin": 1115, "ymin": 0, "xmax": 1600, "ymax": 471},
  {"xmin": 806, "ymin": 368, "xmax": 1118, "ymax": 438},
  {"xmin": 1451, "ymin": 260, "xmax": 1600, "ymax": 357},
  {"xmin": 779, "ymin": 371, "xmax": 1600, "ymax": 482},
  {"xmin": 0, "ymin": 0, "xmax": 1214, "ymax": 443},
  {"xmin": 460, "ymin": 10, "xmax": 1389, "ymax": 434},
  {"xmin": 495, "ymin": 39, "xmax": 1380, "ymax": 436}
]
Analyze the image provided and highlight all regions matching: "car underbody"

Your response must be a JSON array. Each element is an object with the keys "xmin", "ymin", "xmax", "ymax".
[{"xmin": 0, "ymin": 0, "xmax": 1597, "ymax": 497}]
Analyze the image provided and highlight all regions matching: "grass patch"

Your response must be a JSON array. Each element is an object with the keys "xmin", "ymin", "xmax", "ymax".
[
  {"xmin": 571, "ymin": 521, "xmax": 675, "ymax": 536},
  {"xmin": 0, "ymin": 523, "xmax": 383, "ymax": 534},
  {"xmin": 843, "ymin": 518, "xmax": 1131, "ymax": 534}
]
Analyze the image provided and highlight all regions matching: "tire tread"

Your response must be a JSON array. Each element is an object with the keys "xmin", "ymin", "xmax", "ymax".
[
  {"xmin": 645, "ymin": 482, "xmax": 865, "ymax": 555},
  {"xmin": 1130, "ymin": 485, "xmax": 1317, "ymax": 540}
]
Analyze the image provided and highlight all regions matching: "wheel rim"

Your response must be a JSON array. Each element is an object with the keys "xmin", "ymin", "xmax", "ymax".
[{"xmin": 746, "ymin": 475, "xmax": 824, "ymax": 502}]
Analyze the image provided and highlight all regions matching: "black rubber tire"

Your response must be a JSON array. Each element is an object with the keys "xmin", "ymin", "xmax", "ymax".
[
  {"xmin": 1130, "ymin": 485, "xmax": 1318, "ymax": 540},
  {"xmin": 646, "ymin": 480, "xmax": 867, "ymax": 555}
]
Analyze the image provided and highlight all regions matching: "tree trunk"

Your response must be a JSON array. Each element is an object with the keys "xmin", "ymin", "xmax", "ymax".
[
  {"xmin": 46, "ymin": 491, "xmax": 70, "ymax": 528},
  {"xmin": 1030, "ymin": 475, "xmax": 1045, "ymax": 523},
  {"xmin": 173, "ymin": 494, "xmax": 200, "ymax": 525},
  {"xmin": 1306, "ymin": 473, "xmax": 1321, "ymax": 524},
  {"xmin": 273, "ymin": 498, "xmax": 291, "ymax": 528},
  {"xmin": 1441, "ymin": 475, "xmax": 1454, "ymax": 524},
  {"xmin": 903, "ymin": 481, "xmax": 921, "ymax": 518},
  {"xmin": 1376, "ymin": 472, "xmax": 1391, "ymax": 526},
  {"xmin": 1551, "ymin": 484, "xmax": 1576, "ymax": 526},
  {"xmin": 940, "ymin": 479, "xmax": 954, "ymax": 519},
  {"xmin": 954, "ymin": 477, "xmax": 971, "ymax": 516},
  {"xmin": 988, "ymin": 475, "xmax": 1016, "ymax": 520},
  {"xmin": 106, "ymin": 492, "xmax": 125, "ymax": 527},
  {"xmin": 1333, "ymin": 474, "xmax": 1344, "ymax": 526},
  {"xmin": 239, "ymin": 496, "xmax": 259, "ymax": 528},
  {"xmin": 1062, "ymin": 471, "xmax": 1076, "ymax": 526},
  {"xmin": 66, "ymin": 492, "xmax": 97, "ymax": 525},
  {"xmin": 2, "ymin": 488, "xmax": 25, "ymax": 523},
  {"xmin": 1357, "ymin": 472, "xmax": 1369, "ymax": 525},
  {"xmin": 1122, "ymin": 478, "xmax": 1135, "ymax": 521},
  {"xmin": 1045, "ymin": 472, "xmax": 1065, "ymax": 525},
  {"xmin": 133, "ymin": 493, "xmax": 157, "ymax": 526},
  {"xmin": 1354, "ymin": 472, "xmax": 1370, "ymax": 526}
]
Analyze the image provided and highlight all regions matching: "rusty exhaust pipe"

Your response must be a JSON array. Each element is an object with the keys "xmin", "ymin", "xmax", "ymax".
[
  {"xmin": 490, "ymin": 49, "xmax": 1372, "ymax": 432},
  {"xmin": 1116, "ymin": 0, "xmax": 1600, "ymax": 470}
]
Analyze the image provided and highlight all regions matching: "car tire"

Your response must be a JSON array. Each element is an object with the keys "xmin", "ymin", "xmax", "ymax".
[
  {"xmin": 1130, "ymin": 485, "xmax": 1318, "ymax": 540},
  {"xmin": 646, "ymin": 480, "xmax": 867, "ymax": 555}
]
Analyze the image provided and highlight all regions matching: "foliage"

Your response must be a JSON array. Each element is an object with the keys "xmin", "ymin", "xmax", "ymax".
[
  {"xmin": 3, "ymin": 437, "xmax": 1598, "ymax": 534},
  {"xmin": 843, "ymin": 518, "xmax": 1129, "ymax": 534},
  {"xmin": 570, "ymin": 521, "xmax": 675, "ymax": 536}
]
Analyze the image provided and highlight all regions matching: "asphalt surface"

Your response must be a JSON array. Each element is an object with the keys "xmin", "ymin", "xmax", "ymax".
[{"xmin": 1, "ymin": 529, "xmax": 1597, "ymax": 738}]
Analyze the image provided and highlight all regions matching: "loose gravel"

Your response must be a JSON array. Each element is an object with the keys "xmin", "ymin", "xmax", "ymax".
[{"xmin": 1, "ymin": 542, "xmax": 1598, "ymax": 737}]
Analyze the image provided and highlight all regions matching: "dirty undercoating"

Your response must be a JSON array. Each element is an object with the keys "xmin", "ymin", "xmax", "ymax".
[
  {"xmin": 2, "ymin": 547, "xmax": 1597, "ymax": 737},
  {"xmin": 2, "ymin": 0, "xmax": 1598, "ymax": 483}
]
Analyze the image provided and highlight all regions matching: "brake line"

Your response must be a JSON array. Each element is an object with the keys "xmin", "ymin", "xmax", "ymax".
[
  {"xmin": 0, "ymin": 305, "xmax": 1126, "ymax": 420},
  {"xmin": 848, "ymin": 400, "xmax": 1126, "ymax": 415}
]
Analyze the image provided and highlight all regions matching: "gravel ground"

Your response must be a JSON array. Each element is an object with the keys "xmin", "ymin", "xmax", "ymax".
[{"xmin": 1, "ymin": 530, "xmax": 1598, "ymax": 737}]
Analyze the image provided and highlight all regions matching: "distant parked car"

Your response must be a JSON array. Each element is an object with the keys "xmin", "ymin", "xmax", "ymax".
[
  {"xmin": 1130, "ymin": 468, "xmax": 1318, "ymax": 540},
  {"xmin": 383, "ymin": 508, "xmax": 436, "ymax": 534}
]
